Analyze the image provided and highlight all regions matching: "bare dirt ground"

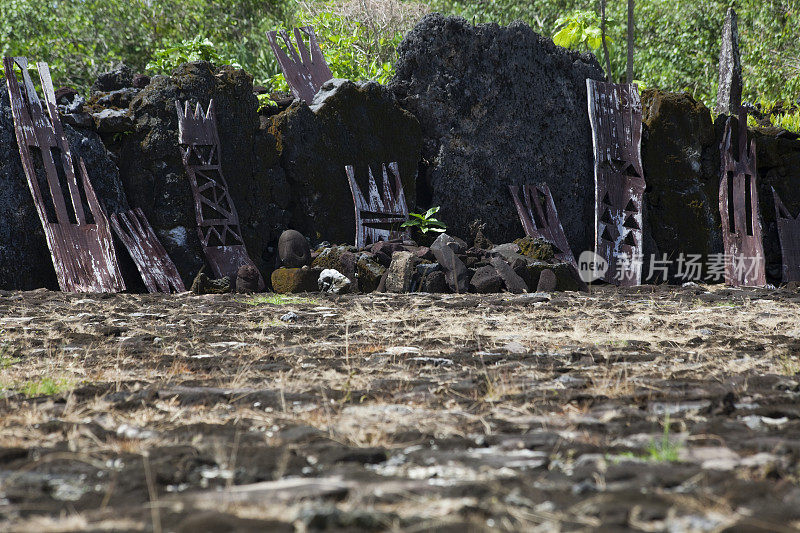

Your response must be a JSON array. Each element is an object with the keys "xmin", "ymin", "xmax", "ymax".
[{"xmin": 1, "ymin": 285, "xmax": 800, "ymax": 532}]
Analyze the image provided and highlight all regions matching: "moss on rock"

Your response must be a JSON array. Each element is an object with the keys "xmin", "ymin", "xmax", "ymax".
[{"xmin": 514, "ymin": 236, "xmax": 556, "ymax": 261}]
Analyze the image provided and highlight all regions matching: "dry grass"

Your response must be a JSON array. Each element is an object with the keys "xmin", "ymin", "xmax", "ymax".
[{"xmin": 1, "ymin": 286, "xmax": 799, "ymax": 531}]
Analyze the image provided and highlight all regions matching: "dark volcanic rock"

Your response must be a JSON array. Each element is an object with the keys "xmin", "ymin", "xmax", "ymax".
[
  {"xmin": 490, "ymin": 257, "xmax": 527, "ymax": 294},
  {"xmin": 536, "ymin": 269, "xmax": 557, "ymax": 292},
  {"xmin": 752, "ymin": 126, "xmax": 800, "ymax": 281},
  {"xmin": 190, "ymin": 271, "xmax": 231, "ymax": 294},
  {"xmin": 278, "ymin": 229, "xmax": 311, "ymax": 268},
  {"xmin": 132, "ymin": 74, "xmax": 151, "ymax": 89},
  {"xmin": 269, "ymin": 79, "xmax": 421, "ymax": 244},
  {"xmin": 356, "ymin": 254, "xmax": 386, "ymax": 293},
  {"xmin": 93, "ymin": 109, "xmax": 134, "ymax": 133},
  {"xmin": 118, "ymin": 62, "xmax": 289, "ymax": 287},
  {"xmin": 431, "ymin": 234, "xmax": 470, "ymax": 293},
  {"xmin": 236, "ymin": 264, "xmax": 261, "ymax": 293},
  {"xmin": 0, "ymin": 85, "xmax": 129, "ymax": 290},
  {"xmin": 641, "ymin": 89, "xmax": 722, "ymax": 281},
  {"xmin": 470, "ymin": 265, "xmax": 503, "ymax": 293},
  {"xmin": 390, "ymin": 14, "xmax": 604, "ymax": 254},
  {"xmin": 92, "ymin": 63, "xmax": 133, "ymax": 93},
  {"xmin": 420, "ymin": 269, "xmax": 448, "ymax": 293}
]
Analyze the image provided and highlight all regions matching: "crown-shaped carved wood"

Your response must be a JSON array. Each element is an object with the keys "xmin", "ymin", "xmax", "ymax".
[
  {"xmin": 587, "ymin": 80, "xmax": 646, "ymax": 286},
  {"xmin": 176, "ymin": 99, "xmax": 263, "ymax": 290},
  {"xmin": 267, "ymin": 26, "xmax": 333, "ymax": 103},
  {"xmin": 3, "ymin": 56, "xmax": 124, "ymax": 292},
  {"xmin": 346, "ymin": 162, "xmax": 409, "ymax": 248},
  {"xmin": 719, "ymin": 109, "xmax": 766, "ymax": 287}
]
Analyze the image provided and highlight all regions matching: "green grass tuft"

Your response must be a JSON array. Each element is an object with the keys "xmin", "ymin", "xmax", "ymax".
[{"xmin": 242, "ymin": 294, "xmax": 319, "ymax": 306}]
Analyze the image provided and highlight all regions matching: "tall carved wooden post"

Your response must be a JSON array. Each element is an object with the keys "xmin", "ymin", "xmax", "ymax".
[
  {"xmin": 719, "ymin": 110, "xmax": 766, "ymax": 287},
  {"xmin": 587, "ymin": 80, "xmax": 645, "ymax": 286},
  {"xmin": 4, "ymin": 57, "xmax": 125, "ymax": 293}
]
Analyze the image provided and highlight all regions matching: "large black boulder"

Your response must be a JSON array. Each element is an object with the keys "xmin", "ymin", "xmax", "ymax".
[
  {"xmin": 390, "ymin": 14, "xmax": 605, "ymax": 255},
  {"xmin": 0, "ymin": 85, "xmax": 129, "ymax": 290},
  {"xmin": 641, "ymin": 88, "xmax": 800, "ymax": 284},
  {"xmin": 269, "ymin": 78, "xmax": 422, "ymax": 244},
  {"xmin": 640, "ymin": 89, "xmax": 722, "ymax": 281},
  {"xmin": 118, "ymin": 62, "xmax": 290, "ymax": 286},
  {"xmin": 751, "ymin": 126, "xmax": 800, "ymax": 281}
]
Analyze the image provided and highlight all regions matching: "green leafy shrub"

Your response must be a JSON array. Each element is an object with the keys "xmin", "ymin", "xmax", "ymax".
[
  {"xmin": 146, "ymin": 37, "xmax": 240, "ymax": 74},
  {"xmin": 747, "ymin": 99, "xmax": 800, "ymax": 134},
  {"xmin": 267, "ymin": 0, "xmax": 427, "ymax": 93}
]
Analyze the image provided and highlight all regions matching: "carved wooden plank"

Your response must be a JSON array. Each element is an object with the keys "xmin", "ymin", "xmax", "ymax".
[
  {"xmin": 509, "ymin": 183, "xmax": 576, "ymax": 267},
  {"xmin": 110, "ymin": 208, "xmax": 186, "ymax": 293},
  {"xmin": 719, "ymin": 110, "xmax": 766, "ymax": 287},
  {"xmin": 346, "ymin": 162, "xmax": 409, "ymax": 249},
  {"xmin": 4, "ymin": 57, "xmax": 124, "ymax": 292},
  {"xmin": 587, "ymin": 80, "xmax": 645, "ymax": 286},
  {"xmin": 267, "ymin": 26, "xmax": 333, "ymax": 103},
  {"xmin": 772, "ymin": 187, "xmax": 800, "ymax": 283},
  {"xmin": 176, "ymin": 99, "xmax": 264, "ymax": 291}
]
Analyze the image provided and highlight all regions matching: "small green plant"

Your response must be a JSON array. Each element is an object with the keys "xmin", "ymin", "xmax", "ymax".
[
  {"xmin": 645, "ymin": 413, "xmax": 681, "ymax": 462},
  {"xmin": 747, "ymin": 98, "xmax": 800, "ymax": 134},
  {"xmin": 243, "ymin": 294, "xmax": 318, "ymax": 306},
  {"xmin": 553, "ymin": 11, "xmax": 612, "ymax": 53},
  {"xmin": 146, "ymin": 37, "xmax": 240, "ymax": 74},
  {"xmin": 401, "ymin": 206, "xmax": 447, "ymax": 235},
  {"xmin": 257, "ymin": 93, "xmax": 278, "ymax": 111},
  {"xmin": 611, "ymin": 413, "xmax": 681, "ymax": 463},
  {"xmin": 0, "ymin": 350, "xmax": 20, "ymax": 369},
  {"xmin": 18, "ymin": 377, "xmax": 75, "ymax": 397}
]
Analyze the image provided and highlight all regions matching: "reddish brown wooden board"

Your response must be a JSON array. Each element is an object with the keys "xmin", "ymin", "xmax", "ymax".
[
  {"xmin": 110, "ymin": 208, "xmax": 186, "ymax": 293},
  {"xmin": 509, "ymin": 183, "xmax": 576, "ymax": 267},
  {"xmin": 346, "ymin": 162, "xmax": 409, "ymax": 249},
  {"xmin": 772, "ymin": 187, "xmax": 800, "ymax": 283},
  {"xmin": 4, "ymin": 57, "xmax": 124, "ymax": 293},
  {"xmin": 719, "ymin": 110, "xmax": 766, "ymax": 287},
  {"xmin": 267, "ymin": 26, "xmax": 333, "ymax": 103},
  {"xmin": 176, "ymin": 100, "xmax": 264, "ymax": 291},
  {"xmin": 587, "ymin": 80, "xmax": 646, "ymax": 286},
  {"xmin": 509, "ymin": 183, "xmax": 587, "ymax": 290}
]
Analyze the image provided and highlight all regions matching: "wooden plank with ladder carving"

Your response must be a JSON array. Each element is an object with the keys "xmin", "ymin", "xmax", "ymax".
[
  {"xmin": 176, "ymin": 99, "xmax": 264, "ymax": 291},
  {"xmin": 3, "ymin": 57, "xmax": 124, "ymax": 293}
]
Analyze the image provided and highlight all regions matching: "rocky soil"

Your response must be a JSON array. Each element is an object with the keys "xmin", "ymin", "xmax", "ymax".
[{"xmin": 1, "ymin": 285, "xmax": 800, "ymax": 531}]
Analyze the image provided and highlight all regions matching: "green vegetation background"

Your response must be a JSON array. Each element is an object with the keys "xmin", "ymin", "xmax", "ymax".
[{"xmin": 1, "ymin": 0, "xmax": 798, "ymax": 110}]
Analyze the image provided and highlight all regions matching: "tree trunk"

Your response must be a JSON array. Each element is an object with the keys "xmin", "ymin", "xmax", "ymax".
[
  {"xmin": 601, "ymin": 0, "xmax": 612, "ymax": 81},
  {"xmin": 627, "ymin": 0, "xmax": 635, "ymax": 84}
]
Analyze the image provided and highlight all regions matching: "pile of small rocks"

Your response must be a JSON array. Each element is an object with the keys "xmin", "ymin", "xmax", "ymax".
[{"xmin": 269, "ymin": 229, "xmax": 585, "ymax": 295}]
